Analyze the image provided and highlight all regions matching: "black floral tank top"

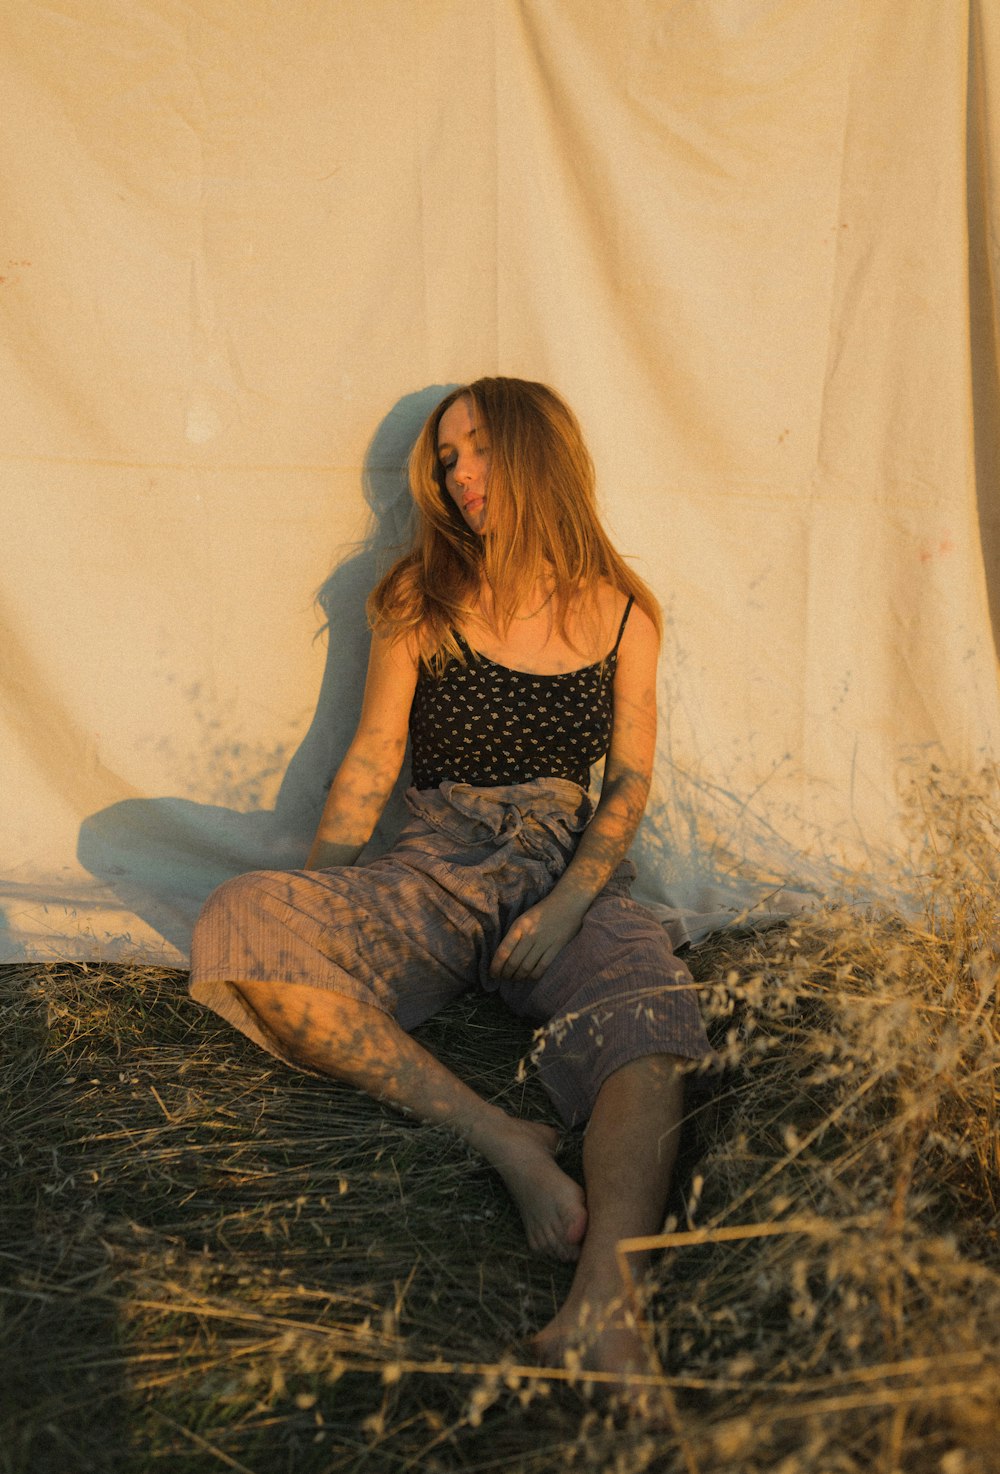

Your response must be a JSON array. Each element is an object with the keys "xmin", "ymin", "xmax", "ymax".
[{"xmin": 409, "ymin": 597, "xmax": 634, "ymax": 790}]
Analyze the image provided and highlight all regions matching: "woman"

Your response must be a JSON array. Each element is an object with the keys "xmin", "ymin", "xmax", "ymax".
[{"xmin": 190, "ymin": 377, "xmax": 711, "ymax": 1387}]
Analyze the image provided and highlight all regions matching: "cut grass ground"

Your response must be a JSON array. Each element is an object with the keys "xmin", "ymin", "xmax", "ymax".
[{"xmin": 3, "ymin": 792, "xmax": 999, "ymax": 1471}]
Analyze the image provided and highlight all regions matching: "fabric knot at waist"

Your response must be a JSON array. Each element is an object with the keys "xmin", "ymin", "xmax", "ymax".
[{"xmin": 404, "ymin": 778, "xmax": 593, "ymax": 863}]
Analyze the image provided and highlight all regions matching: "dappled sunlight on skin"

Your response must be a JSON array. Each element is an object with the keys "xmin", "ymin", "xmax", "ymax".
[
  {"xmin": 233, "ymin": 980, "xmax": 589, "ymax": 1262},
  {"xmin": 187, "ymin": 779, "xmax": 710, "ymax": 1396},
  {"xmin": 184, "ymin": 376, "xmax": 699, "ymax": 1406},
  {"xmin": 488, "ymin": 759, "xmax": 654, "ymax": 988},
  {"xmin": 231, "ymin": 981, "xmax": 687, "ymax": 1389},
  {"xmin": 182, "ymin": 980, "xmax": 685, "ymax": 1403}
]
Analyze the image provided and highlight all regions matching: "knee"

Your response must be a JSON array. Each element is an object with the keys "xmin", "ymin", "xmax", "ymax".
[
  {"xmin": 198, "ymin": 868, "xmax": 291, "ymax": 922},
  {"xmin": 191, "ymin": 870, "xmax": 296, "ymax": 975}
]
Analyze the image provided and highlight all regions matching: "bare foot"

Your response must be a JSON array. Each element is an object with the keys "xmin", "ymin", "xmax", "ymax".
[
  {"xmin": 532, "ymin": 1293, "xmax": 649, "ymax": 1380},
  {"xmin": 531, "ymin": 1273, "xmax": 669, "ymax": 1421},
  {"xmin": 484, "ymin": 1118, "xmax": 587, "ymax": 1260}
]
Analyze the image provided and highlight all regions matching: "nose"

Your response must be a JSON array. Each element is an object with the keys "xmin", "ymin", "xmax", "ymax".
[{"xmin": 454, "ymin": 451, "xmax": 476, "ymax": 485}]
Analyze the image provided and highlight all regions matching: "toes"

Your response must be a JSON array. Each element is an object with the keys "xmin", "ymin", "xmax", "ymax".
[
  {"xmin": 565, "ymin": 1207, "xmax": 588, "ymax": 1247},
  {"xmin": 542, "ymin": 1213, "xmax": 586, "ymax": 1261},
  {"xmin": 528, "ymin": 1328, "xmax": 565, "ymax": 1368},
  {"xmin": 553, "ymin": 1206, "xmax": 587, "ymax": 1259},
  {"xmin": 529, "ymin": 1216, "xmax": 581, "ymax": 1261}
]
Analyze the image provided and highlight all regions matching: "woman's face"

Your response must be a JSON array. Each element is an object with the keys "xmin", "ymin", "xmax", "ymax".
[{"xmin": 436, "ymin": 396, "xmax": 490, "ymax": 535}]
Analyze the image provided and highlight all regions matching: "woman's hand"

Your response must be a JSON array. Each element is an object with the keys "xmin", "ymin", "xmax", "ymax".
[{"xmin": 490, "ymin": 890, "xmax": 590, "ymax": 983}]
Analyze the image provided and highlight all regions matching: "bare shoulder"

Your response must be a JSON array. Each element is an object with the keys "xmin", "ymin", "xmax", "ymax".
[
  {"xmin": 563, "ymin": 580, "xmax": 659, "ymax": 666},
  {"xmin": 597, "ymin": 581, "xmax": 658, "ymax": 660},
  {"xmin": 619, "ymin": 598, "xmax": 659, "ymax": 653},
  {"xmin": 608, "ymin": 591, "xmax": 659, "ymax": 767},
  {"xmin": 360, "ymin": 623, "xmax": 420, "ymax": 718}
]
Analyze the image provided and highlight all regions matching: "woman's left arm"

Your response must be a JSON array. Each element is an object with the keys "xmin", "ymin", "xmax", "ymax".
[{"xmin": 490, "ymin": 604, "xmax": 660, "ymax": 982}]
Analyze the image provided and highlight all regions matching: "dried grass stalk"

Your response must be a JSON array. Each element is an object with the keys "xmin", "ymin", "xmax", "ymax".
[{"xmin": 2, "ymin": 771, "xmax": 999, "ymax": 1471}]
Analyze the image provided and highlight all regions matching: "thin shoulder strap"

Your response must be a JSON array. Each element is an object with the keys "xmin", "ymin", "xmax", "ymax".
[{"xmin": 611, "ymin": 594, "xmax": 635, "ymax": 656}]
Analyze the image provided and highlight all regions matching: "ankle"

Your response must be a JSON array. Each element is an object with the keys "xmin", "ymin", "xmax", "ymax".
[{"xmin": 460, "ymin": 1101, "xmax": 524, "ymax": 1162}]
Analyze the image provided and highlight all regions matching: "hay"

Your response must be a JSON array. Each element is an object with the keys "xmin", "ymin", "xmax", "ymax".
[{"xmin": 2, "ymin": 780, "xmax": 999, "ymax": 1471}]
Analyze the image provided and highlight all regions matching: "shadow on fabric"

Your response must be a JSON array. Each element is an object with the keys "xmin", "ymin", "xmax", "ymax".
[{"xmin": 77, "ymin": 385, "xmax": 456, "ymax": 960}]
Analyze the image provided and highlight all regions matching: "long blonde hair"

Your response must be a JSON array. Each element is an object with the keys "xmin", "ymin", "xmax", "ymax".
[{"xmin": 367, "ymin": 377, "xmax": 662, "ymax": 671}]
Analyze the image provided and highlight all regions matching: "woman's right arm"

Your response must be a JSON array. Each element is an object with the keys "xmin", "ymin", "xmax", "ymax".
[{"xmin": 304, "ymin": 627, "xmax": 419, "ymax": 869}]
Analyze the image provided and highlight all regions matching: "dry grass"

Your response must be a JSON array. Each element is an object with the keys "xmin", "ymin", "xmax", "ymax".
[{"xmin": 2, "ymin": 775, "xmax": 999, "ymax": 1472}]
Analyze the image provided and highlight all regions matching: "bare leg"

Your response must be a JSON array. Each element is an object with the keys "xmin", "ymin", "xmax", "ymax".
[
  {"xmin": 532, "ymin": 1054, "xmax": 684, "ymax": 1388},
  {"xmin": 234, "ymin": 980, "xmax": 587, "ymax": 1260}
]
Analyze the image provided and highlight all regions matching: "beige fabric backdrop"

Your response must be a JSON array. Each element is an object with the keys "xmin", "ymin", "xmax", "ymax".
[{"xmin": 2, "ymin": 0, "xmax": 999, "ymax": 963}]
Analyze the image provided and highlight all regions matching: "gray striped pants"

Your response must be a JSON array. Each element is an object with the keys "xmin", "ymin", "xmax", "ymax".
[{"xmin": 189, "ymin": 778, "xmax": 711, "ymax": 1126}]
